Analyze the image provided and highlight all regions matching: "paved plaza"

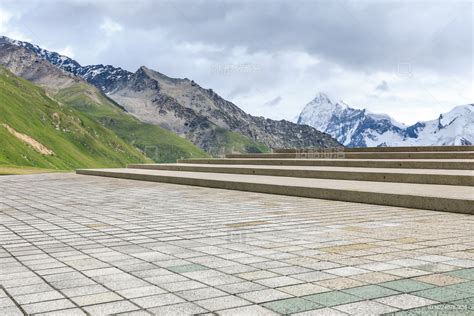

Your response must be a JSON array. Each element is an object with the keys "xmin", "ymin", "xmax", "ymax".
[{"xmin": 1, "ymin": 173, "xmax": 474, "ymax": 315}]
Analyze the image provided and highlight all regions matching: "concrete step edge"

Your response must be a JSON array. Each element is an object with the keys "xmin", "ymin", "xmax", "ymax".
[
  {"xmin": 177, "ymin": 159, "xmax": 474, "ymax": 170},
  {"xmin": 274, "ymin": 146, "xmax": 474, "ymax": 153},
  {"xmin": 225, "ymin": 152, "xmax": 474, "ymax": 159},
  {"xmin": 127, "ymin": 164, "xmax": 474, "ymax": 186}
]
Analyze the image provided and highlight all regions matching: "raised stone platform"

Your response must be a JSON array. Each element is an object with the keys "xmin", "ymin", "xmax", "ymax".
[{"xmin": 78, "ymin": 146, "xmax": 474, "ymax": 214}]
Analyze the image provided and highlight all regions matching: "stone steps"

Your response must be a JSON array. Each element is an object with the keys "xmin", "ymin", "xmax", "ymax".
[
  {"xmin": 177, "ymin": 158, "xmax": 474, "ymax": 170},
  {"xmin": 77, "ymin": 146, "xmax": 474, "ymax": 214},
  {"xmin": 274, "ymin": 145, "xmax": 474, "ymax": 153},
  {"xmin": 76, "ymin": 168, "xmax": 474, "ymax": 214},
  {"xmin": 225, "ymin": 151, "xmax": 474, "ymax": 159},
  {"xmin": 127, "ymin": 163, "xmax": 474, "ymax": 186}
]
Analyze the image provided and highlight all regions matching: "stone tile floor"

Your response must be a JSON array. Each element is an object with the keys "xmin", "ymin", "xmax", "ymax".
[{"xmin": 0, "ymin": 173, "xmax": 473, "ymax": 315}]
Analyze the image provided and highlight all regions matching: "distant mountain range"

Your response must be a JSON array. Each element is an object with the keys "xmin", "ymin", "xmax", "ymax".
[
  {"xmin": 5, "ymin": 34, "xmax": 468, "ymax": 160},
  {"xmin": 1, "ymin": 36, "xmax": 340, "ymax": 156},
  {"xmin": 297, "ymin": 93, "xmax": 473, "ymax": 147}
]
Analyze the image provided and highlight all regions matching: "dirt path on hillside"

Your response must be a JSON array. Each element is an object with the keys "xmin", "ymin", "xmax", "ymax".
[{"xmin": 2, "ymin": 123, "xmax": 54, "ymax": 155}]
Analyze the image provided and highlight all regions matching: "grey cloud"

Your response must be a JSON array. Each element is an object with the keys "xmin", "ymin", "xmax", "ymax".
[
  {"xmin": 3, "ymin": 0, "xmax": 471, "ymax": 74},
  {"xmin": 263, "ymin": 96, "xmax": 282, "ymax": 107},
  {"xmin": 376, "ymin": 80, "xmax": 389, "ymax": 92}
]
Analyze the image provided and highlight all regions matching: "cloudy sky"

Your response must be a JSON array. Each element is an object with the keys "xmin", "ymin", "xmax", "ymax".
[{"xmin": 1, "ymin": 0, "xmax": 472, "ymax": 124}]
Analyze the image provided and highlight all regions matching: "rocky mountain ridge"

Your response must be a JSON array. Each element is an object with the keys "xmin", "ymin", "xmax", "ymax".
[
  {"xmin": 2, "ymin": 36, "xmax": 340, "ymax": 152},
  {"xmin": 0, "ymin": 36, "xmax": 209, "ymax": 162}
]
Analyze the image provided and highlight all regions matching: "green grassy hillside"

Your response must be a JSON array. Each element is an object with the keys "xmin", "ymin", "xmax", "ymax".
[
  {"xmin": 55, "ymin": 83, "xmax": 209, "ymax": 162},
  {"xmin": 0, "ymin": 165, "xmax": 60, "ymax": 175},
  {"xmin": 0, "ymin": 68, "xmax": 155, "ymax": 170},
  {"xmin": 207, "ymin": 128, "xmax": 270, "ymax": 156}
]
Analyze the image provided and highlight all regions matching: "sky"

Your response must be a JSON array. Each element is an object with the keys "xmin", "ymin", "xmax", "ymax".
[{"xmin": 0, "ymin": 0, "xmax": 472, "ymax": 125}]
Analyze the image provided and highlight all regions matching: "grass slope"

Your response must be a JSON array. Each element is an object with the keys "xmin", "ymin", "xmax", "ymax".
[
  {"xmin": 55, "ymin": 83, "xmax": 209, "ymax": 162},
  {"xmin": 0, "ymin": 68, "xmax": 151, "ymax": 170},
  {"xmin": 0, "ymin": 165, "xmax": 61, "ymax": 175},
  {"xmin": 208, "ymin": 128, "xmax": 270, "ymax": 156}
]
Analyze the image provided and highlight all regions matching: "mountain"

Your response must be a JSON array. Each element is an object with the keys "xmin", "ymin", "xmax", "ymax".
[
  {"xmin": 0, "ymin": 36, "xmax": 208, "ymax": 164},
  {"xmin": 402, "ymin": 105, "xmax": 474, "ymax": 146},
  {"xmin": 2, "ymin": 36, "xmax": 340, "ymax": 153},
  {"xmin": 0, "ymin": 66, "xmax": 151, "ymax": 169},
  {"xmin": 297, "ymin": 93, "xmax": 473, "ymax": 147}
]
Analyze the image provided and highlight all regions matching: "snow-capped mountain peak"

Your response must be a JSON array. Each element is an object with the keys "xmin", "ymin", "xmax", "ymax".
[
  {"xmin": 312, "ymin": 92, "xmax": 332, "ymax": 104},
  {"xmin": 297, "ymin": 93, "xmax": 348, "ymax": 132},
  {"xmin": 1, "ymin": 36, "xmax": 82, "ymax": 74},
  {"xmin": 365, "ymin": 111, "xmax": 405, "ymax": 129},
  {"xmin": 1, "ymin": 36, "xmax": 132, "ymax": 92},
  {"xmin": 438, "ymin": 104, "xmax": 473, "ymax": 127},
  {"xmin": 336, "ymin": 100, "xmax": 349, "ymax": 109}
]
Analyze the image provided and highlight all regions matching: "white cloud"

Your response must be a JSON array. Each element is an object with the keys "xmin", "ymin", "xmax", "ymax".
[
  {"xmin": 100, "ymin": 17, "xmax": 123, "ymax": 36},
  {"xmin": 375, "ymin": 81, "xmax": 389, "ymax": 92},
  {"xmin": 0, "ymin": 7, "xmax": 30, "ymax": 41},
  {"xmin": 0, "ymin": 8, "xmax": 11, "ymax": 24},
  {"xmin": 55, "ymin": 46, "xmax": 75, "ymax": 58}
]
